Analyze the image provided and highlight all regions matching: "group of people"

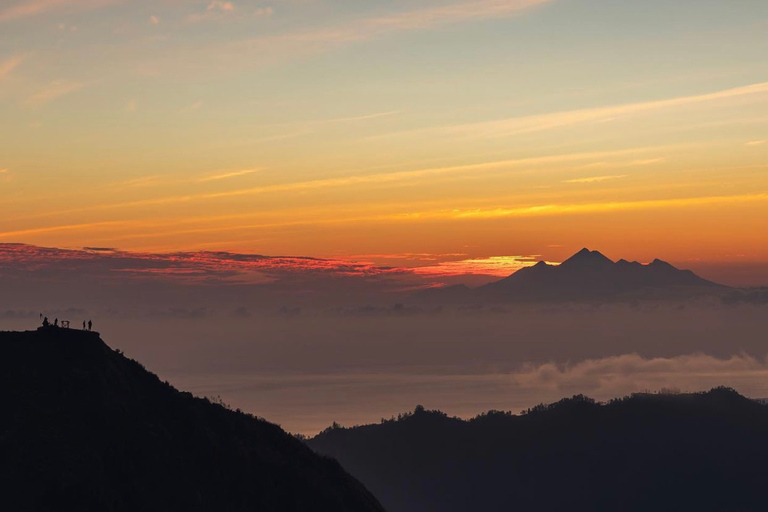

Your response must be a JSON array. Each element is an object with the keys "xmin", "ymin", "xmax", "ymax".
[{"xmin": 41, "ymin": 315, "xmax": 92, "ymax": 331}]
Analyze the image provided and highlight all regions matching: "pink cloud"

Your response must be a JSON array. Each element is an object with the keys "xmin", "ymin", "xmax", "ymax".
[
  {"xmin": 0, "ymin": 0, "xmax": 116, "ymax": 22},
  {"xmin": 0, "ymin": 55, "xmax": 25, "ymax": 80}
]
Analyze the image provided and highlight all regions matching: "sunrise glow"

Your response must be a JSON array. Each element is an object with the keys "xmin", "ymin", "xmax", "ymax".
[{"xmin": 0, "ymin": 0, "xmax": 766, "ymax": 283}]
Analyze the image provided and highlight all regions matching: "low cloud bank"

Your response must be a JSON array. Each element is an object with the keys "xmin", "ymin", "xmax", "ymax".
[
  {"xmin": 166, "ymin": 352, "xmax": 768, "ymax": 435},
  {"xmin": 512, "ymin": 352, "xmax": 768, "ymax": 396}
]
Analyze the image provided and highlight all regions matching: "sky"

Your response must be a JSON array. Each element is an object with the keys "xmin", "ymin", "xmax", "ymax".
[
  {"xmin": 2, "ymin": 0, "xmax": 768, "ymax": 434},
  {"xmin": 1, "ymin": 0, "xmax": 767, "ymax": 283}
]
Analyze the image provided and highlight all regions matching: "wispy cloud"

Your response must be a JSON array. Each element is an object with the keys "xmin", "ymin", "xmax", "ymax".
[
  {"xmin": 573, "ymin": 158, "xmax": 666, "ymax": 171},
  {"xmin": 117, "ymin": 175, "xmax": 162, "ymax": 188},
  {"xmin": 745, "ymin": 140, "xmax": 766, "ymax": 147},
  {"xmin": 197, "ymin": 169, "xmax": 260, "ymax": 182},
  {"xmin": 0, "ymin": 55, "xmax": 25, "ymax": 80},
  {"xmin": 0, "ymin": 221, "xmax": 135, "ymax": 238},
  {"xmin": 564, "ymin": 175, "xmax": 628, "ymax": 184},
  {"xmin": 221, "ymin": 111, "xmax": 400, "ymax": 148},
  {"xmin": 25, "ymin": 80, "xmax": 86, "ymax": 106},
  {"xmin": 206, "ymin": 1, "xmax": 234, "ymax": 13},
  {"xmin": 90, "ymin": 147, "xmax": 671, "ymax": 210},
  {"xmin": 237, "ymin": 0, "xmax": 551, "ymax": 57},
  {"xmin": 379, "ymin": 82, "xmax": 768, "ymax": 141},
  {"xmin": 181, "ymin": 100, "xmax": 203, "ymax": 113},
  {"xmin": 186, "ymin": 1, "xmax": 272, "ymax": 23},
  {"xmin": 366, "ymin": 0, "xmax": 550, "ymax": 32},
  {"xmin": 0, "ymin": 0, "xmax": 116, "ymax": 22},
  {"xmin": 309, "ymin": 110, "xmax": 401, "ymax": 125},
  {"xmin": 440, "ymin": 193, "xmax": 768, "ymax": 220},
  {"xmin": 11, "ymin": 192, "xmax": 765, "ymax": 248},
  {"xmin": 10, "ymin": 145, "xmax": 678, "ymax": 220}
]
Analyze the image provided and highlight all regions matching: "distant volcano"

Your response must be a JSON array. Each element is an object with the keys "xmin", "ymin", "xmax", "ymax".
[
  {"xmin": 480, "ymin": 248, "xmax": 723, "ymax": 300},
  {"xmin": 418, "ymin": 248, "xmax": 724, "ymax": 302}
]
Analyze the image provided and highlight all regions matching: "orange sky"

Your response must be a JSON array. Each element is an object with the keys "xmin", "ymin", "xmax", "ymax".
[{"xmin": 1, "ymin": 0, "xmax": 767, "ymax": 284}]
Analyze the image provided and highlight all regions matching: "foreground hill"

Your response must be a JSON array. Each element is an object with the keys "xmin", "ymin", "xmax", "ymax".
[
  {"xmin": 418, "ymin": 248, "xmax": 724, "ymax": 303},
  {"xmin": 310, "ymin": 388, "xmax": 768, "ymax": 512},
  {"xmin": 0, "ymin": 328, "xmax": 385, "ymax": 512}
]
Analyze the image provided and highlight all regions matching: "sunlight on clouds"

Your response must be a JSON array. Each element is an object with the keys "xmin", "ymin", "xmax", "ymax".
[
  {"xmin": 5, "ymin": 192, "xmax": 766, "ymax": 247},
  {"xmin": 117, "ymin": 175, "xmax": 162, "ymax": 188},
  {"xmin": 197, "ymin": 169, "xmax": 260, "ymax": 182},
  {"xmin": 368, "ymin": 0, "xmax": 552, "ymax": 31},
  {"xmin": 444, "ymin": 193, "xmax": 768, "ymax": 220},
  {"xmin": 0, "ymin": 55, "xmax": 24, "ymax": 80},
  {"xmin": 379, "ymin": 82, "xmax": 768, "ymax": 141},
  {"xmin": 15, "ymin": 146, "xmax": 674, "ymax": 219},
  {"xmin": 25, "ymin": 80, "xmax": 85, "ymax": 106},
  {"xmin": 573, "ymin": 158, "xmax": 667, "ymax": 171},
  {"xmin": 563, "ymin": 175, "xmax": 628, "ymax": 184},
  {"xmin": 309, "ymin": 111, "xmax": 402, "ymax": 125},
  {"xmin": 181, "ymin": 100, "xmax": 204, "ymax": 113},
  {"xmin": 413, "ymin": 255, "xmax": 554, "ymax": 277},
  {"xmin": 239, "ymin": 0, "xmax": 553, "ymax": 54},
  {"xmin": 208, "ymin": 1, "xmax": 234, "ymax": 12},
  {"xmin": 186, "ymin": 1, "xmax": 272, "ymax": 23},
  {"xmin": 0, "ymin": 0, "xmax": 115, "ymax": 22},
  {"xmin": 0, "ymin": 221, "xmax": 139, "ymax": 238}
]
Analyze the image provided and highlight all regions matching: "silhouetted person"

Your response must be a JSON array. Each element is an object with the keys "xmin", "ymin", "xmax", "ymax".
[
  {"xmin": 54, "ymin": 318, "xmax": 58, "ymax": 327},
  {"xmin": 88, "ymin": 320, "xmax": 92, "ymax": 332},
  {"xmin": 42, "ymin": 316, "xmax": 49, "ymax": 327},
  {"xmin": 83, "ymin": 321, "xmax": 87, "ymax": 330}
]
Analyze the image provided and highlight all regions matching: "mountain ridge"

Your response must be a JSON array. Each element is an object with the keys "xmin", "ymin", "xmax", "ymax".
[{"xmin": 309, "ymin": 388, "xmax": 768, "ymax": 512}]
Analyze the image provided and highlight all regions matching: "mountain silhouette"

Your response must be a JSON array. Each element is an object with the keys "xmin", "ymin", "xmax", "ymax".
[
  {"xmin": 0, "ymin": 327, "xmax": 385, "ymax": 512},
  {"xmin": 419, "ymin": 248, "xmax": 723, "ymax": 302},
  {"xmin": 309, "ymin": 388, "xmax": 768, "ymax": 512}
]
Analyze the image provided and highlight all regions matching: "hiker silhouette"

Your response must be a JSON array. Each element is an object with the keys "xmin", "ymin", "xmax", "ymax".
[
  {"xmin": 42, "ymin": 316, "xmax": 49, "ymax": 327},
  {"xmin": 88, "ymin": 320, "xmax": 92, "ymax": 331}
]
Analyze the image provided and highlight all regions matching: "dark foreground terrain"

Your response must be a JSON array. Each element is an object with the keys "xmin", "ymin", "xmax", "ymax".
[
  {"xmin": 0, "ymin": 328, "xmax": 384, "ymax": 512},
  {"xmin": 310, "ymin": 388, "xmax": 768, "ymax": 512}
]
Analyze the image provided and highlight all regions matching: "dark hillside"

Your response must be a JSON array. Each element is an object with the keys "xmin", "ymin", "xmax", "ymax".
[
  {"xmin": 0, "ymin": 328, "xmax": 385, "ymax": 512},
  {"xmin": 310, "ymin": 389, "xmax": 768, "ymax": 512}
]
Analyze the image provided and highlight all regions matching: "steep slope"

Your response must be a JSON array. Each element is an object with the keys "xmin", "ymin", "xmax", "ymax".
[
  {"xmin": 310, "ymin": 389, "xmax": 768, "ymax": 512},
  {"xmin": 0, "ymin": 327, "xmax": 385, "ymax": 512},
  {"xmin": 478, "ymin": 248, "xmax": 723, "ymax": 301}
]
